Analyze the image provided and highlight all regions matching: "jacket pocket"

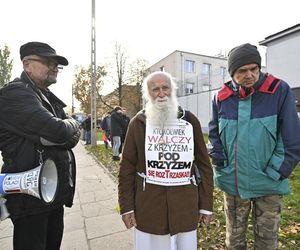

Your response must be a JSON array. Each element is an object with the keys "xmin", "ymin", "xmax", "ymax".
[
  {"xmin": 213, "ymin": 163, "xmax": 236, "ymax": 194},
  {"xmin": 219, "ymin": 118, "xmax": 237, "ymax": 166},
  {"xmin": 248, "ymin": 117, "xmax": 278, "ymax": 173},
  {"xmin": 211, "ymin": 119, "xmax": 230, "ymax": 167},
  {"xmin": 252, "ymin": 117, "xmax": 277, "ymax": 156}
]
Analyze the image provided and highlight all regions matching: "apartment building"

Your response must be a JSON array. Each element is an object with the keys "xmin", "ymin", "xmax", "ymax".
[{"xmin": 148, "ymin": 50, "xmax": 230, "ymax": 132}]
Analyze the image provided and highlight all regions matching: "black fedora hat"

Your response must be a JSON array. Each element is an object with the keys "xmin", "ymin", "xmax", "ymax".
[{"xmin": 20, "ymin": 41, "xmax": 68, "ymax": 66}]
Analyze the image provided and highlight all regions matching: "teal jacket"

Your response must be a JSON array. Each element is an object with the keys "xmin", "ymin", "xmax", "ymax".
[{"xmin": 208, "ymin": 73, "xmax": 300, "ymax": 199}]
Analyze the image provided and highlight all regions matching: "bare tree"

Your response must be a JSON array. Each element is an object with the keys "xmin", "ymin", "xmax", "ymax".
[
  {"xmin": 128, "ymin": 58, "xmax": 150, "ymax": 111},
  {"xmin": 113, "ymin": 42, "xmax": 128, "ymax": 106},
  {"xmin": 102, "ymin": 42, "xmax": 150, "ymax": 116}
]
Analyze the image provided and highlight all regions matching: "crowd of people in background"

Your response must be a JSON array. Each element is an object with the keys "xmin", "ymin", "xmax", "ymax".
[
  {"xmin": 101, "ymin": 111, "xmax": 112, "ymax": 149},
  {"xmin": 110, "ymin": 106, "xmax": 130, "ymax": 161},
  {"xmin": 80, "ymin": 106, "xmax": 130, "ymax": 161}
]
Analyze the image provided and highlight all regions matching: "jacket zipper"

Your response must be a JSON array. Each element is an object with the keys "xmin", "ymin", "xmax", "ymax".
[{"xmin": 234, "ymin": 99, "xmax": 239, "ymax": 195}]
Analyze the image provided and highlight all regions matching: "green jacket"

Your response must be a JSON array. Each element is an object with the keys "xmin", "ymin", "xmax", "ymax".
[{"xmin": 209, "ymin": 73, "xmax": 300, "ymax": 199}]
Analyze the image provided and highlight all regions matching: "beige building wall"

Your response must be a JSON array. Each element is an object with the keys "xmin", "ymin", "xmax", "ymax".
[
  {"xmin": 259, "ymin": 24, "xmax": 300, "ymax": 88},
  {"xmin": 148, "ymin": 50, "xmax": 230, "ymax": 132}
]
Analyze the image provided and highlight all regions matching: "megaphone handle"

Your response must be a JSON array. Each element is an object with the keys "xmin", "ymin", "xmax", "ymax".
[
  {"xmin": 38, "ymin": 149, "xmax": 44, "ymax": 165},
  {"xmin": 0, "ymin": 196, "xmax": 10, "ymax": 221}
]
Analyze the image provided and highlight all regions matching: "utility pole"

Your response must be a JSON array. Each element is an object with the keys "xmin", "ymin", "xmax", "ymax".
[
  {"xmin": 71, "ymin": 83, "xmax": 75, "ymax": 114},
  {"xmin": 90, "ymin": 0, "xmax": 97, "ymax": 147}
]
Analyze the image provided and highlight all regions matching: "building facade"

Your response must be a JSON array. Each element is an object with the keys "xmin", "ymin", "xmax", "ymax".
[
  {"xmin": 259, "ymin": 23, "xmax": 300, "ymax": 113},
  {"xmin": 148, "ymin": 50, "xmax": 230, "ymax": 132}
]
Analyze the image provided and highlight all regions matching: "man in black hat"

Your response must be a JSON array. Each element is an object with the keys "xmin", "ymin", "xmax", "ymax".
[
  {"xmin": 0, "ymin": 42, "xmax": 80, "ymax": 250},
  {"xmin": 208, "ymin": 43, "xmax": 300, "ymax": 249}
]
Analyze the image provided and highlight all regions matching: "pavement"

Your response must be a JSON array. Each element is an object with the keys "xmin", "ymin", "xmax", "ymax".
[{"xmin": 0, "ymin": 141, "xmax": 134, "ymax": 250}]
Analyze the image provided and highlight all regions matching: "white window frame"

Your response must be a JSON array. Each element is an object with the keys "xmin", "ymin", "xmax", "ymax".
[
  {"xmin": 202, "ymin": 63, "xmax": 211, "ymax": 75},
  {"xmin": 185, "ymin": 60, "xmax": 195, "ymax": 73}
]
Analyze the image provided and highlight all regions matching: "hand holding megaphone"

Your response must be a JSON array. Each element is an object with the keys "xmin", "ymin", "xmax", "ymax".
[{"xmin": 0, "ymin": 158, "xmax": 58, "ymax": 221}]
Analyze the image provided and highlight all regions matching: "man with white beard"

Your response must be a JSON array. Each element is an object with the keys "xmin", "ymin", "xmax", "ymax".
[{"xmin": 118, "ymin": 71, "xmax": 214, "ymax": 250}]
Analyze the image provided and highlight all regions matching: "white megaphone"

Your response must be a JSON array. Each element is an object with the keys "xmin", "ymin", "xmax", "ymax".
[{"xmin": 0, "ymin": 159, "xmax": 58, "ymax": 220}]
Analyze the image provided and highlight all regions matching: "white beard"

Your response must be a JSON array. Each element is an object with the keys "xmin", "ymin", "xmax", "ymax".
[{"xmin": 145, "ymin": 96, "xmax": 178, "ymax": 127}]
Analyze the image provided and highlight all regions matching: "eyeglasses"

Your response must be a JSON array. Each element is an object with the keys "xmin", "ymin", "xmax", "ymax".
[{"xmin": 26, "ymin": 58, "xmax": 63, "ymax": 72}]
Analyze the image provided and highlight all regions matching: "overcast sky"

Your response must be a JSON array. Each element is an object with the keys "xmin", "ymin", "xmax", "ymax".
[{"xmin": 1, "ymin": 0, "xmax": 299, "ymax": 110}]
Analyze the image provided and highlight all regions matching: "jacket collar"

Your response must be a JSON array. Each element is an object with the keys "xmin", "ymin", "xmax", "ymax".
[
  {"xmin": 20, "ymin": 71, "xmax": 66, "ymax": 108},
  {"xmin": 218, "ymin": 73, "xmax": 271, "ymax": 101}
]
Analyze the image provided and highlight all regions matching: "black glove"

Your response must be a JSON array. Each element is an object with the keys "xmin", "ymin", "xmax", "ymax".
[{"xmin": 64, "ymin": 130, "xmax": 81, "ymax": 149}]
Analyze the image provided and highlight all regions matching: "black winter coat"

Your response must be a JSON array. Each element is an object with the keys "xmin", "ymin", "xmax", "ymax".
[
  {"xmin": 0, "ymin": 72, "xmax": 80, "ymax": 219},
  {"xmin": 110, "ymin": 110, "xmax": 126, "ymax": 137}
]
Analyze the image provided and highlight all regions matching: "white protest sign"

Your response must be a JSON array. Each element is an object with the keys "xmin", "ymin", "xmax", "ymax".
[{"xmin": 145, "ymin": 119, "xmax": 194, "ymax": 186}]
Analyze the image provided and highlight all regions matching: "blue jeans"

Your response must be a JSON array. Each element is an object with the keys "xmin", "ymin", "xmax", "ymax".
[
  {"xmin": 112, "ymin": 136, "xmax": 121, "ymax": 156},
  {"xmin": 85, "ymin": 130, "xmax": 91, "ymax": 144}
]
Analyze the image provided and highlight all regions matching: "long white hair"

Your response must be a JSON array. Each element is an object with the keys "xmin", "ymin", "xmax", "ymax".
[
  {"xmin": 142, "ymin": 71, "xmax": 178, "ymax": 103},
  {"xmin": 142, "ymin": 71, "xmax": 179, "ymax": 125}
]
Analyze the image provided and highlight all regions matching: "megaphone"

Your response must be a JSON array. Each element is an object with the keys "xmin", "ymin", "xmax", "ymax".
[{"xmin": 0, "ymin": 158, "xmax": 58, "ymax": 203}]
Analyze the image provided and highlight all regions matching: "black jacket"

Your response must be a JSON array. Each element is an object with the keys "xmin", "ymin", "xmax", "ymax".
[
  {"xmin": 0, "ymin": 71, "xmax": 80, "ymax": 219},
  {"xmin": 82, "ymin": 117, "xmax": 91, "ymax": 130},
  {"xmin": 120, "ymin": 114, "xmax": 130, "ymax": 142},
  {"xmin": 110, "ymin": 110, "xmax": 126, "ymax": 137}
]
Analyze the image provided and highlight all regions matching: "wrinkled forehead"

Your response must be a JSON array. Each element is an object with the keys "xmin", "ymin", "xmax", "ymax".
[{"xmin": 148, "ymin": 74, "xmax": 171, "ymax": 87}]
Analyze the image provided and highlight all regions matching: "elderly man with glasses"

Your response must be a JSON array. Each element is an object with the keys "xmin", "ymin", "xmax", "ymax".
[{"xmin": 0, "ymin": 42, "xmax": 80, "ymax": 250}]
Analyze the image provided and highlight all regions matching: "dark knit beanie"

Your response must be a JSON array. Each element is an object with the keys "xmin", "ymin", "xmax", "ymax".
[{"xmin": 228, "ymin": 43, "xmax": 261, "ymax": 76}]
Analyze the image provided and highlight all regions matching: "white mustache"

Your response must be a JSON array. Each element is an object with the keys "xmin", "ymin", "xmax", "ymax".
[
  {"xmin": 155, "ymin": 96, "xmax": 169, "ymax": 104},
  {"xmin": 156, "ymin": 97, "xmax": 168, "ymax": 101}
]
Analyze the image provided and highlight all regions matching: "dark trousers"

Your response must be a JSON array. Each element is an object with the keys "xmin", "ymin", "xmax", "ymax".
[{"xmin": 11, "ymin": 207, "xmax": 64, "ymax": 250}]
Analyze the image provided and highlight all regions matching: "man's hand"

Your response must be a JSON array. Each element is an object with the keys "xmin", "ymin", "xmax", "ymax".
[
  {"xmin": 64, "ymin": 130, "xmax": 81, "ymax": 149},
  {"xmin": 198, "ymin": 213, "xmax": 213, "ymax": 225},
  {"xmin": 122, "ymin": 212, "xmax": 137, "ymax": 229}
]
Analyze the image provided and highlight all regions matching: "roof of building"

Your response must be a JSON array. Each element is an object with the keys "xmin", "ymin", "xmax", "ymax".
[
  {"xmin": 148, "ymin": 49, "xmax": 227, "ymax": 69},
  {"xmin": 259, "ymin": 23, "xmax": 300, "ymax": 46}
]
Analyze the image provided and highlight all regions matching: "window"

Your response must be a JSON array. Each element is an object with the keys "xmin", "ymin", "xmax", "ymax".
[
  {"xmin": 185, "ymin": 82, "xmax": 194, "ymax": 94},
  {"xmin": 185, "ymin": 60, "xmax": 195, "ymax": 73},
  {"xmin": 220, "ymin": 66, "xmax": 226, "ymax": 81},
  {"xmin": 160, "ymin": 66, "xmax": 165, "ymax": 72},
  {"xmin": 202, "ymin": 63, "xmax": 210, "ymax": 75}
]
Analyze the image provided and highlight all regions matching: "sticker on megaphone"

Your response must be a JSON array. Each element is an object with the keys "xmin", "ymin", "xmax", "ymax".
[{"xmin": 0, "ymin": 159, "xmax": 58, "ymax": 204}]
